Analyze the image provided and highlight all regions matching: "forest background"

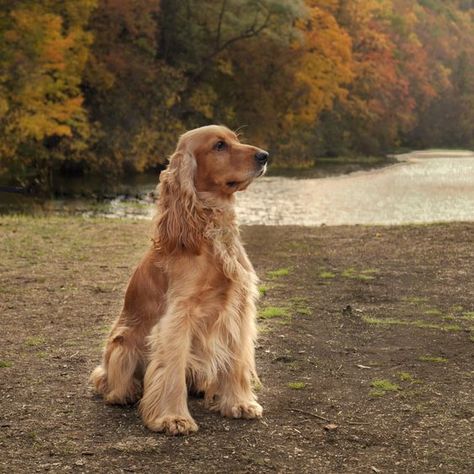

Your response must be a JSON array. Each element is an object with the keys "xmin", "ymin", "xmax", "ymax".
[{"xmin": 0, "ymin": 0, "xmax": 473, "ymax": 192}]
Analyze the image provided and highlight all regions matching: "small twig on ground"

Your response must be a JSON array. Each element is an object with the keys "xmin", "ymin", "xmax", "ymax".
[{"xmin": 286, "ymin": 408, "xmax": 330, "ymax": 422}]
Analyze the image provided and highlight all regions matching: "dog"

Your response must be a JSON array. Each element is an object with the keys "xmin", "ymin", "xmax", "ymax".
[{"xmin": 90, "ymin": 125, "xmax": 268, "ymax": 435}]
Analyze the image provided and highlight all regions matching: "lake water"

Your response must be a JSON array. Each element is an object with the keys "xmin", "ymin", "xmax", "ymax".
[
  {"xmin": 237, "ymin": 150, "xmax": 474, "ymax": 225},
  {"xmin": 1, "ymin": 150, "xmax": 473, "ymax": 226}
]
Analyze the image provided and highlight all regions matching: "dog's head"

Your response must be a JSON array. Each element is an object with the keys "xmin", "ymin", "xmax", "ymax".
[
  {"xmin": 176, "ymin": 125, "xmax": 268, "ymax": 196},
  {"xmin": 155, "ymin": 125, "xmax": 268, "ymax": 253}
]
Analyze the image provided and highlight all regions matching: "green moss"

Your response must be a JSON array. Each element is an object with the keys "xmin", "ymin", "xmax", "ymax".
[
  {"xmin": 397, "ymin": 371, "xmax": 414, "ymax": 382},
  {"xmin": 288, "ymin": 381, "xmax": 306, "ymax": 390},
  {"xmin": 267, "ymin": 268, "xmax": 290, "ymax": 279},
  {"xmin": 258, "ymin": 285, "xmax": 268, "ymax": 296},
  {"xmin": 252, "ymin": 380, "xmax": 263, "ymax": 392},
  {"xmin": 319, "ymin": 271, "xmax": 336, "ymax": 279},
  {"xmin": 341, "ymin": 267, "xmax": 377, "ymax": 281},
  {"xmin": 419, "ymin": 355, "xmax": 448, "ymax": 363},
  {"xmin": 25, "ymin": 336, "xmax": 46, "ymax": 347},
  {"xmin": 370, "ymin": 379, "xmax": 399, "ymax": 396},
  {"xmin": 362, "ymin": 316, "xmax": 462, "ymax": 332},
  {"xmin": 462, "ymin": 311, "xmax": 474, "ymax": 320},
  {"xmin": 371, "ymin": 379, "xmax": 400, "ymax": 391},
  {"xmin": 258, "ymin": 306, "xmax": 288, "ymax": 319},
  {"xmin": 341, "ymin": 268, "xmax": 356, "ymax": 278},
  {"xmin": 424, "ymin": 308, "xmax": 443, "ymax": 316},
  {"xmin": 369, "ymin": 389, "xmax": 386, "ymax": 397},
  {"xmin": 0, "ymin": 360, "xmax": 13, "ymax": 368},
  {"xmin": 289, "ymin": 296, "xmax": 309, "ymax": 304}
]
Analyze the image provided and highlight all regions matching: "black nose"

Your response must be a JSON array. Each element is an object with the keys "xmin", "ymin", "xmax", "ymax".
[{"xmin": 255, "ymin": 151, "xmax": 269, "ymax": 165}]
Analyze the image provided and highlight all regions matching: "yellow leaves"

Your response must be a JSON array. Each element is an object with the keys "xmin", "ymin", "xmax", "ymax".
[
  {"xmin": 188, "ymin": 85, "xmax": 217, "ymax": 119},
  {"xmin": 290, "ymin": 2, "xmax": 353, "ymax": 124},
  {"xmin": 0, "ymin": 97, "xmax": 9, "ymax": 118},
  {"xmin": 18, "ymin": 114, "xmax": 72, "ymax": 140},
  {"xmin": 216, "ymin": 58, "xmax": 234, "ymax": 76},
  {"xmin": 0, "ymin": 1, "xmax": 93, "ymax": 169}
]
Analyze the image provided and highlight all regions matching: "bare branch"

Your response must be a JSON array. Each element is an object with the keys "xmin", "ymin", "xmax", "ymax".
[
  {"xmin": 190, "ymin": 6, "xmax": 272, "ymax": 84},
  {"xmin": 215, "ymin": 0, "xmax": 228, "ymax": 49}
]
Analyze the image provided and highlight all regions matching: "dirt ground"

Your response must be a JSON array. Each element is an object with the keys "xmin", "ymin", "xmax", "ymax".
[{"xmin": 0, "ymin": 216, "xmax": 473, "ymax": 473}]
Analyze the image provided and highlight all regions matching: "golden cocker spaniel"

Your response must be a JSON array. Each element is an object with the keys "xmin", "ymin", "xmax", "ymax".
[{"xmin": 90, "ymin": 125, "xmax": 268, "ymax": 435}]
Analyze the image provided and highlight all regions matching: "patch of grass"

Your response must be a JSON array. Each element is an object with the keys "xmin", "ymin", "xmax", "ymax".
[
  {"xmin": 266, "ymin": 267, "xmax": 290, "ymax": 279},
  {"xmin": 419, "ymin": 355, "xmax": 448, "ymax": 363},
  {"xmin": 462, "ymin": 311, "xmax": 474, "ymax": 320},
  {"xmin": 403, "ymin": 296, "xmax": 429, "ymax": 304},
  {"xmin": 253, "ymin": 380, "xmax": 263, "ymax": 392},
  {"xmin": 424, "ymin": 308, "xmax": 443, "ymax": 316},
  {"xmin": 450, "ymin": 305, "xmax": 464, "ymax": 313},
  {"xmin": 435, "ymin": 323, "xmax": 462, "ymax": 331},
  {"xmin": 258, "ymin": 306, "xmax": 289, "ymax": 320},
  {"xmin": 36, "ymin": 351, "xmax": 48, "ymax": 359},
  {"xmin": 370, "ymin": 379, "xmax": 400, "ymax": 396},
  {"xmin": 397, "ymin": 371, "xmax": 414, "ymax": 382},
  {"xmin": 0, "ymin": 360, "xmax": 13, "ymax": 368},
  {"xmin": 258, "ymin": 285, "xmax": 268, "ymax": 296},
  {"xmin": 319, "ymin": 270, "xmax": 336, "ymax": 279},
  {"xmin": 289, "ymin": 297, "xmax": 312, "ymax": 316},
  {"xmin": 25, "ymin": 336, "xmax": 46, "ymax": 347},
  {"xmin": 341, "ymin": 267, "xmax": 377, "ymax": 281},
  {"xmin": 288, "ymin": 381, "xmax": 306, "ymax": 390},
  {"xmin": 341, "ymin": 268, "xmax": 356, "ymax": 278},
  {"xmin": 289, "ymin": 296, "xmax": 308, "ymax": 304},
  {"xmin": 362, "ymin": 316, "xmax": 462, "ymax": 332}
]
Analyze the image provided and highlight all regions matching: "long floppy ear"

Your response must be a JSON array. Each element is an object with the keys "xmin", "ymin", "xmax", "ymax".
[{"xmin": 154, "ymin": 150, "xmax": 206, "ymax": 254}]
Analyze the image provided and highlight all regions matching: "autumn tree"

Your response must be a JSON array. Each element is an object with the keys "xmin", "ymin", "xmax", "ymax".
[
  {"xmin": 0, "ymin": 0, "xmax": 95, "ymax": 190},
  {"xmin": 82, "ymin": 0, "xmax": 184, "ymax": 176},
  {"xmin": 1, "ymin": 0, "xmax": 473, "ymax": 190}
]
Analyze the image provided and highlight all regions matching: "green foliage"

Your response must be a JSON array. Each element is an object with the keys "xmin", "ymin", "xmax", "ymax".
[
  {"xmin": 419, "ymin": 355, "xmax": 448, "ymax": 363},
  {"xmin": 288, "ymin": 381, "xmax": 306, "ymax": 390},
  {"xmin": 370, "ymin": 379, "xmax": 400, "ymax": 396},
  {"xmin": 1, "ymin": 0, "xmax": 473, "ymax": 191},
  {"xmin": 267, "ymin": 267, "xmax": 290, "ymax": 279},
  {"xmin": 258, "ymin": 306, "xmax": 289, "ymax": 319}
]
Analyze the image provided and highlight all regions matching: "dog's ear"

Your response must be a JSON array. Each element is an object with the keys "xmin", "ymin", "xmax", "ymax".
[{"xmin": 154, "ymin": 150, "xmax": 206, "ymax": 254}]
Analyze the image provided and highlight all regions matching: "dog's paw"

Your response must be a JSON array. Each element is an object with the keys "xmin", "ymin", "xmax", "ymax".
[
  {"xmin": 104, "ymin": 390, "xmax": 138, "ymax": 406},
  {"xmin": 146, "ymin": 415, "xmax": 198, "ymax": 435},
  {"xmin": 90, "ymin": 366, "xmax": 108, "ymax": 395},
  {"xmin": 103, "ymin": 379, "xmax": 142, "ymax": 405},
  {"xmin": 220, "ymin": 401, "xmax": 263, "ymax": 419}
]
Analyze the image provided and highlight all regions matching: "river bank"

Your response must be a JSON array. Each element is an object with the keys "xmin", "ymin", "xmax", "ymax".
[
  {"xmin": 1, "ymin": 216, "xmax": 473, "ymax": 472},
  {"xmin": 2, "ymin": 150, "xmax": 472, "ymax": 225}
]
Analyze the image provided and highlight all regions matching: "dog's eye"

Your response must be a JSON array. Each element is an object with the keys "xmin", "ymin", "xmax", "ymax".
[{"xmin": 214, "ymin": 140, "xmax": 226, "ymax": 151}]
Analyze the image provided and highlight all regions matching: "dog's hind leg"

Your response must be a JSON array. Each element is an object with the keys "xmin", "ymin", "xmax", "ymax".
[{"xmin": 90, "ymin": 326, "xmax": 143, "ymax": 405}]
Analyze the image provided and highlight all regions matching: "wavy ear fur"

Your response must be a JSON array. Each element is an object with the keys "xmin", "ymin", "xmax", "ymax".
[{"xmin": 154, "ymin": 150, "xmax": 206, "ymax": 254}]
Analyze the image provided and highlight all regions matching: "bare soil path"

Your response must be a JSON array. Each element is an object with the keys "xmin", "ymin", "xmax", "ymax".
[{"xmin": 1, "ymin": 217, "xmax": 473, "ymax": 473}]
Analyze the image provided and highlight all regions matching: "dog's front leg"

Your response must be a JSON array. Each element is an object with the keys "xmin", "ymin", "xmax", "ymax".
[
  {"xmin": 139, "ymin": 307, "xmax": 197, "ymax": 435},
  {"xmin": 214, "ymin": 296, "xmax": 263, "ymax": 420}
]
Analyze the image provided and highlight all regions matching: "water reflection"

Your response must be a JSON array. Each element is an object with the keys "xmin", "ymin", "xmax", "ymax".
[
  {"xmin": 236, "ymin": 151, "xmax": 474, "ymax": 225},
  {"xmin": 1, "ymin": 151, "xmax": 473, "ymax": 225}
]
